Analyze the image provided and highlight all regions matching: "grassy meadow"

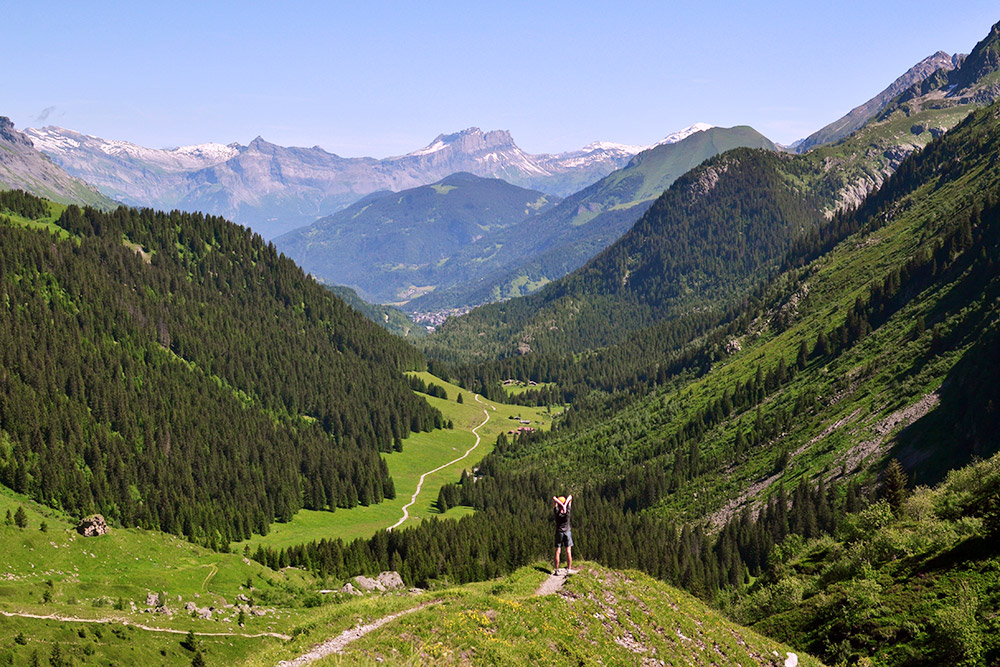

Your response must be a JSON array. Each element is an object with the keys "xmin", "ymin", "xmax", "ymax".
[{"xmin": 236, "ymin": 372, "xmax": 554, "ymax": 551}]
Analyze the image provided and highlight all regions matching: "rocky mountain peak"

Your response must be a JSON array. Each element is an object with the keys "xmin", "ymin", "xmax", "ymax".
[
  {"xmin": 797, "ymin": 50, "xmax": 963, "ymax": 153},
  {"xmin": 0, "ymin": 117, "xmax": 33, "ymax": 148},
  {"xmin": 247, "ymin": 136, "xmax": 271, "ymax": 151},
  {"xmin": 409, "ymin": 127, "xmax": 518, "ymax": 158},
  {"xmin": 951, "ymin": 20, "xmax": 1000, "ymax": 93},
  {"xmin": 0, "ymin": 117, "xmax": 114, "ymax": 207}
]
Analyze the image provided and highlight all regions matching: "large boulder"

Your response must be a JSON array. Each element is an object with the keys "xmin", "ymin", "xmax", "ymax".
[
  {"xmin": 376, "ymin": 571, "xmax": 405, "ymax": 590},
  {"xmin": 351, "ymin": 575, "xmax": 381, "ymax": 592},
  {"xmin": 76, "ymin": 514, "xmax": 109, "ymax": 537},
  {"xmin": 351, "ymin": 571, "xmax": 405, "ymax": 593}
]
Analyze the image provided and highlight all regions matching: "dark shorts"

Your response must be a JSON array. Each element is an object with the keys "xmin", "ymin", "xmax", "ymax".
[{"xmin": 555, "ymin": 531, "xmax": 573, "ymax": 548}]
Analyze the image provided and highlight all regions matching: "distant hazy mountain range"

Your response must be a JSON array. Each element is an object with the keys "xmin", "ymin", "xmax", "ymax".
[
  {"xmin": 276, "ymin": 125, "xmax": 777, "ymax": 308},
  {"xmin": 24, "ymin": 125, "xmax": 649, "ymax": 239},
  {"xmin": 405, "ymin": 125, "xmax": 778, "ymax": 311},
  {"xmin": 0, "ymin": 117, "xmax": 113, "ymax": 208}
]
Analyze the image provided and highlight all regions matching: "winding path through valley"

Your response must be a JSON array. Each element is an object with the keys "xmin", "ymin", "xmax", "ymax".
[{"xmin": 388, "ymin": 394, "xmax": 492, "ymax": 532}]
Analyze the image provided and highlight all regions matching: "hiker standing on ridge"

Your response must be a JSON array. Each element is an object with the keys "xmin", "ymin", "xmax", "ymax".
[{"xmin": 553, "ymin": 494, "xmax": 573, "ymax": 574}]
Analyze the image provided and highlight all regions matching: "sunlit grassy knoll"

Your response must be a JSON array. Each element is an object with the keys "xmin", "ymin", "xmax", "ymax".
[
  {"xmin": 246, "ymin": 562, "xmax": 823, "ymax": 666},
  {"xmin": 236, "ymin": 372, "xmax": 553, "ymax": 551},
  {"xmin": 0, "ymin": 613, "xmax": 274, "ymax": 667},
  {"xmin": 1, "ymin": 200, "xmax": 71, "ymax": 240}
]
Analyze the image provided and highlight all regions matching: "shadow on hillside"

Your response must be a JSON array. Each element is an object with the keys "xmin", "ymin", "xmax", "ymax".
[{"xmin": 892, "ymin": 321, "xmax": 1000, "ymax": 486}]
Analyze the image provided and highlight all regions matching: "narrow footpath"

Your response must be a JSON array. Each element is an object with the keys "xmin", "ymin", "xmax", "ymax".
[
  {"xmin": 277, "ymin": 601, "xmax": 439, "ymax": 666},
  {"xmin": 387, "ymin": 394, "xmax": 492, "ymax": 531},
  {"xmin": 0, "ymin": 609, "xmax": 290, "ymax": 640},
  {"xmin": 535, "ymin": 569, "xmax": 574, "ymax": 596}
]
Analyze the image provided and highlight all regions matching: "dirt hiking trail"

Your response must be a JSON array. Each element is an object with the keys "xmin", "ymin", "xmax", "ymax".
[{"xmin": 388, "ymin": 394, "xmax": 492, "ymax": 531}]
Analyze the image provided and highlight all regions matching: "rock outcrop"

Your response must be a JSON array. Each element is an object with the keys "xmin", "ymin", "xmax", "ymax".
[
  {"xmin": 350, "ymin": 571, "xmax": 406, "ymax": 593},
  {"xmin": 76, "ymin": 514, "xmax": 109, "ymax": 537}
]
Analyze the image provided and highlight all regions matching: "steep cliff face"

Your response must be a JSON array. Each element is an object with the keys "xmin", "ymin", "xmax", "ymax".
[
  {"xmin": 0, "ymin": 117, "xmax": 113, "ymax": 207},
  {"xmin": 798, "ymin": 51, "xmax": 961, "ymax": 153},
  {"xmin": 805, "ymin": 21, "xmax": 1000, "ymax": 215}
]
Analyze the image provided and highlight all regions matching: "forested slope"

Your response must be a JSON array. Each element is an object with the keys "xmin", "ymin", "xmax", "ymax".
[
  {"xmin": 275, "ymin": 172, "xmax": 558, "ymax": 304},
  {"xmin": 0, "ymin": 192, "xmax": 441, "ymax": 545}
]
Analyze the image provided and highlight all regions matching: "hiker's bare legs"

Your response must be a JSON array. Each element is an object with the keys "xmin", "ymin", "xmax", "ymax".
[
  {"xmin": 554, "ymin": 547, "xmax": 562, "ymax": 571},
  {"xmin": 566, "ymin": 546, "xmax": 572, "ymax": 571}
]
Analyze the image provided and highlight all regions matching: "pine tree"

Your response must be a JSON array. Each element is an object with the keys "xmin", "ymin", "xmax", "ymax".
[
  {"xmin": 813, "ymin": 331, "xmax": 830, "ymax": 358},
  {"xmin": 14, "ymin": 505, "xmax": 27, "ymax": 529},
  {"xmin": 49, "ymin": 644, "xmax": 64, "ymax": 667},
  {"xmin": 882, "ymin": 458, "xmax": 908, "ymax": 516}
]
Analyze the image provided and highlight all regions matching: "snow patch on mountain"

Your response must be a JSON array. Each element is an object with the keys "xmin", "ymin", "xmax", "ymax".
[
  {"xmin": 581, "ymin": 141, "xmax": 646, "ymax": 155},
  {"xmin": 657, "ymin": 122, "xmax": 714, "ymax": 145},
  {"xmin": 408, "ymin": 139, "xmax": 449, "ymax": 156},
  {"xmin": 25, "ymin": 126, "xmax": 239, "ymax": 172},
  {"xmin": 96, "ymin": 138, "xmax": 239, "ymax": 169}
]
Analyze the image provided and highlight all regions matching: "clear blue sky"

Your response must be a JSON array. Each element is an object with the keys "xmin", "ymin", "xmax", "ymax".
[{"xmin": 5, "ymin": 1, "xmax": 997, "ymax": 156}]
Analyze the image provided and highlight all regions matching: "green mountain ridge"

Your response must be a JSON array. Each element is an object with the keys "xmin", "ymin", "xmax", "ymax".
[
  {"xmin": 275, "ymin": 172, "xmax": 559, "ymax": 303},
  {"xmin": 408, "ymin": 125, "xmax": 779, "ymax": 311},
  {"xmin": 425, "ymin": 146, "xmax": 827, "ymax": 362}
]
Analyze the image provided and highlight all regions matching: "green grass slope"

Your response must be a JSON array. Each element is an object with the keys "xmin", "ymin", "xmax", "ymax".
[
  {"xmin": 249, "ymin": 563, "xmax": 823, "ymax": 666},
  {"xmin": 0, "ymin": 484, "xmax": 318, "ymax": 667}
]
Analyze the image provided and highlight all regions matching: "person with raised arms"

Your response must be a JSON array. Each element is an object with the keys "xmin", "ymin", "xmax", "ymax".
[{"xmin": 553, "ymin": 494, "xmax": 574, "ymax": 574}]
